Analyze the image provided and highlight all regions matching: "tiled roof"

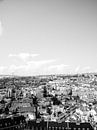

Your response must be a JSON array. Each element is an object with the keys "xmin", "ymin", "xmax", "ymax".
[{"xmin": 18, "ymin": 107, "xmax": 35, "ymax": 113}]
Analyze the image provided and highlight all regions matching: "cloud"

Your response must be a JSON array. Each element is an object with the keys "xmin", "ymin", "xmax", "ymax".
[
  {"xmin": 7, "ymin": 53, "xmax": 56, "ymax": 75},
  {"xmin": 74, "ymin": 66, "xmax": 94, "ymax": 74},
  {"xmin": 47, "ymin": 64, "xmax": 71, "ymax": 74},
  {"xmin": 0, "ymin": 62, "xmax": 94, "ymax": 76},
  {"xmin": 5, "ymin": 59, "xmax": 55, "ymax": 75},
  {"xmin": 81, "ymin": 66, "xmax": 91, "ymax": 73},
  {"xmin": 1, "ymin": 62, "xmax": 73, "ymax": 76},
  {"xmin": 0, "ymin": 21, "xmax": 3, "ymax": 36},
  {"xmin": 9, "ymin": 53, "xmax": 39, "ymax": 62},
  {"xmin": 74, "ymin": 66, "xmax": 92, "ymax": 74},
  {"xmin": 75, "ymin": 66, "xmax": 80, "ymax": 73},
  {"xmin": 48, "ymin": 64, "xmax": 69, "ymax": 70},
  {"xmin": 0, "ymin": 66, "xmax": 7, "ymax": 74},
  {"xmin": 6, "ymin": 53, "xmax": 95, "ymax": 75},
  {"xmin": 27, "ymin": 59, "xmax": 55, "ymax": 67}
]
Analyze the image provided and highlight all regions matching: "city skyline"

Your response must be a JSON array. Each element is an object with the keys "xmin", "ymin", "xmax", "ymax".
[{"xmin": 0, "ymin": 0, "xmax": 97, "ymax": 76}]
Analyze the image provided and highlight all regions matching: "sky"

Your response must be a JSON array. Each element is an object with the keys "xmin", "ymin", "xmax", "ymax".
[{"xmin": 0, "ymin": 0, "xmax": 97, "ymax": 76}]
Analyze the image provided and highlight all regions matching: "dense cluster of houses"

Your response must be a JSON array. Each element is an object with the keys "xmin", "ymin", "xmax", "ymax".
[{"xmin": 0, "ymin": 73, "xmax": 97, "ymax": 129}]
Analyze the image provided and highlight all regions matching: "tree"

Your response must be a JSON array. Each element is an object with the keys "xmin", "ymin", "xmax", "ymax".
[
  {"xmin": 68, "ymin": 88, "xmax": 72, "ymax": 96},
  {"xmin": 33, "ymin": 96, "xmax": 39, "ymax": 119},
  {"xmin": 0, "ymin": 98, "xmax": 6, "ymax": 104},
  {"xmin": 5, "ymin": 106, "xmax": 9, "ymax": 115},
  {"xmin": 74, "ymin": 94, "xmax": 80, "ymax": 102},
  {"xmin": 33, "ymin": 96, "xmax": 38, "ymax": 105},
  {"xmin": 47, "ymin": 107, "xmax": 52, "ymax": 115},
  {"xmin": 43, "ymin": 86, "xmax": 47, "ymax": 97},
  {"xmin": 51, "ymin": 95, "xmax": 61, "ymax": 105},
  {"xmin": 12, "ymin": 108, "xmax": 18, "ymax": 114},
  {"xmin": 67, "ymin": 88, "xmax": 72, "ymax": 100}
]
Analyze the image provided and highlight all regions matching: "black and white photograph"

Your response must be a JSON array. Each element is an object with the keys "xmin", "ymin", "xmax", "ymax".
[{"xmin": 0, "ymin": 0, "xmax": 97, "ymax": 129}]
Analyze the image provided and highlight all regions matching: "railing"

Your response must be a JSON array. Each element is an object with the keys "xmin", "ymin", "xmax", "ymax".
[
  {"xmin": 0, "ymin": 124, "xmax": 25, "ymax": 130},
  {"xmin": 0, "ymin": 120, "xmax": 94, "ymax": 130}
]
